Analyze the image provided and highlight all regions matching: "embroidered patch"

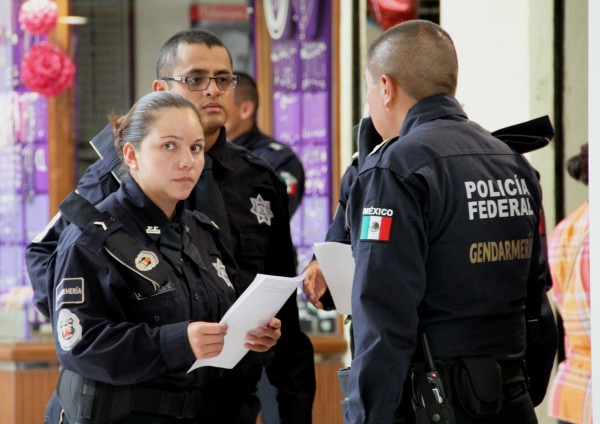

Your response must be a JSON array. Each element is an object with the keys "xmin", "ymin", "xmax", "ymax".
[
  {"xmin": 360, "ymin": 207, "xmax": 394, "ymax": 241},
  {"xmin": 250, "ymin": 194, "xmax": 274, "ymax": 226},
  {"xmin": 135, "ymin": 251, "xmax": 159, "ymax": 271},
  {"xmin": 57, "ymin": 309, "xmax": 83, "ymax": 351},
  {"xmin": 212, "ymin": 258, "xmax": 234, "ymax": 290},
  {"xmin": 55, "ymin": 278, "xmax": 85, "ymax": 311},
  {"xmin": 279, "ymin": 171, "xmax": 298, "ymax": 197}
]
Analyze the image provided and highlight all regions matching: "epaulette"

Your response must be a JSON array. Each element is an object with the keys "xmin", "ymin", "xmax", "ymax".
[
  {"xmin": 492, "ymin": 115, "xmax": 554, "ymax": 154},
  {"xmin": 191, "ymin": 210, "xmax": 220, "ymax": 231},
  {"xmin": 268, "ymin": 142, "xmax": 284, "ymax": 151}
]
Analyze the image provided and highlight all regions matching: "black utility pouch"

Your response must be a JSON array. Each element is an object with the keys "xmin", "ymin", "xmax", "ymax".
[
  {"xmin": 411, "ymin": 361, "xmax": 456, "ymax": 424},
  {"xmin": 452, "ymin": 356, "xmax": 503, "ymax": 418}
]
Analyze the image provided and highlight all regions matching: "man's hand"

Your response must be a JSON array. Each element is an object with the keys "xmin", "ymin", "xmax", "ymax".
[
  {"xmin": 187, "ymin": 322, "xmax": 228, "ymax": 359},
  {"xmin": 303, "ymin": 260, "xmax": 327, "ymax": 309},
  {"xmin": 245, "ymin": 317, "xmax": 281, "ymax": 352}
]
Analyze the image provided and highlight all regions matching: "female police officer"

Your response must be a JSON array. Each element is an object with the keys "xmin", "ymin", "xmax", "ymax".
[{"xmin": 47, "ymin": 91, "xmax": 281, "ymax": 423}]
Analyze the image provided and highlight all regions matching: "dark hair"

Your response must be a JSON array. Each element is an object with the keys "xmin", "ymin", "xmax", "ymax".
[
  {"xmin": 367, "ymin": 19, "xmax": 458, "ymax": 100},
  {"xmin": 233, "ymin": 71, "xmax": 259, "ymax": 120},
  {"xmin": 156, "ymin": 29, "xmax": 233, "ymax": 80},
  {"xmin": 110, "ymin": 91, "xmax": 202, "ymax": 173},
  {"xmin": 566, "ymin": 143, "xmax": 589, "ymax": 185}
]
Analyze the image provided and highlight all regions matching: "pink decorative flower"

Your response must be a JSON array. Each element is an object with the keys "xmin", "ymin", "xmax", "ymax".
[
  {"xmin": 21, "ymin": 43, "xmax": 75, "ymax": 97},
  {"xmin": 18, "ymin": 0, "xmax": 59, "ymax": 35}
]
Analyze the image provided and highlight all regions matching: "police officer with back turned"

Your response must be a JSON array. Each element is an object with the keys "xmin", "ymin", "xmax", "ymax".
[{"xmin": 345, "ymin": 20, "xmax": 549, "ymax": 423}]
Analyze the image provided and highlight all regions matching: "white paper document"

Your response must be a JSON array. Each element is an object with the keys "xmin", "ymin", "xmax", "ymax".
[
  {"xmin": 312, "ymin": 242, "xmax": 355, "ymax": 315},
  {"xmin": 188, "ymin": 272, "xmax": 305, "ymax": 371}
]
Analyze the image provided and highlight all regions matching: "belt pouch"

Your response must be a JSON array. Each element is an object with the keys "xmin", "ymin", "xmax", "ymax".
[{"xmin": 452, "ymin": 356, "xmax": 502, "ymax": 418}]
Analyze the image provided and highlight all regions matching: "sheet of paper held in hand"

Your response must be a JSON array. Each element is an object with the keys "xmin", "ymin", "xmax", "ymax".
[
  {"xmin": 313, "ymin": 242, "xmax": 354, "ymax": 315},
  {"xmin": 188, "ymin": 272, "xmax": 306, "ymax": 372}
]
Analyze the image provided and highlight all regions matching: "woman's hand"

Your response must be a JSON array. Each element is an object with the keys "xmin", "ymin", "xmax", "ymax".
[
  {"xmin": 244, "ymin": 318, "xmax": 281, "ymax": 352},
  {"xmin": 187, "ymin": 322, "xmax": 228, "ymax": 359}
]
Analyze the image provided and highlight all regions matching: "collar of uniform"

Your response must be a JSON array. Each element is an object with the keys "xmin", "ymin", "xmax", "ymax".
[
  {"xmin": 89, "ymin": 124, "xmax": 124, "ymax": 184},
  {"xmin": 207, "ymin": 127, "xmax": 235, "ymax": 172},
  {"xmin": 400, "ymin": 95, "xmax": 468, "ymax": 138},
  {"xmin": 117, "ymin": 174, "xmax": 184, "ymax": 239},
  {"xmin": 231, "ymin": 125, "xmax": 263, "ymax": 150}
]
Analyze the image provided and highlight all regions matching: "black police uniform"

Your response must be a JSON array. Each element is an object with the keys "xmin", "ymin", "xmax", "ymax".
[
  {"xmin": 345, "ymin": 95, "xmax": 548, "ymax": 424},
  {"xmin": 231, "ymin": 125, "xmax": 305, "ymax": 217},
  {"xmin": 27, "ymin": 126, "xmax": 315, "ymax": 424},
  {"xmin": 49, "ymin": 174, "xmax": 252, "ymax": 423},
  {"xmin": 190, "ymin": 130, "xmax": 315, "ymax": 424}
]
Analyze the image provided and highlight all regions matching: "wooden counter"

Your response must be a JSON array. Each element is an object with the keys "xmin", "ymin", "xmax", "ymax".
[{"xmin": 0, "ymin": 340, "xmax": 59, "ymax": 424}]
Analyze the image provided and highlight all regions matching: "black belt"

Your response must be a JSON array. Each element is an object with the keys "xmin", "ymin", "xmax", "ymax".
[{"xmin": 128, "ymin": 386, "xmax": 205, "ymax": 419}]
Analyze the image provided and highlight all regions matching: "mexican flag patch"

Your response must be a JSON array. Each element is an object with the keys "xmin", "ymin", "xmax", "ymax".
[{"xmin": 360, "ymin": 214, "xmax": 392, "ymax": 241}]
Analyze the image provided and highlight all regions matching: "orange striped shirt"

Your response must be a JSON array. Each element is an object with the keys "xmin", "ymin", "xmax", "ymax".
[{"xmin": 547, "ymin": 202, "xmax": 591, "ymax": 423}]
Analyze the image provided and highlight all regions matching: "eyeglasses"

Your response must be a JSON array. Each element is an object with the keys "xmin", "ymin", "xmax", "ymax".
[{"xmin": 161, "ymin": 75, "xmax": 239, "ymax": 91}]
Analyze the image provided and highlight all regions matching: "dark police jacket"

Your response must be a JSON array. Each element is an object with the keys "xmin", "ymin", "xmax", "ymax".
[
  {"xmin": 26, "ymin": 126, "xmax": 315, "ymax": 423},
  {"xmin": 232, "ymin": 125, "xmax": 305, "ymax": 217},
  {"xmin": 51, "ymin": 175, "xmax": 239, "ymax": 390},
  {"xmin": 344, "ymin": 95, "xmax": 548, "ymax": 423}
]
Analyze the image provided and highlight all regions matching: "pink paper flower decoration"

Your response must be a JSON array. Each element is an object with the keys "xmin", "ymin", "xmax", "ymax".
[
  {"xmin": 18, "ymin": 0, "xmax": 59, "ymax": 35},
  {"xmin": 21, "ymin": 43, "xmax": 75, "ymax": 97}
]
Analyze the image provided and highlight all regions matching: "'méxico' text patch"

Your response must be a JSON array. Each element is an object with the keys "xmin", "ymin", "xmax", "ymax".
[{"xmin": 360, "ymin": 206, "xmax": 393, "ymax": 241}]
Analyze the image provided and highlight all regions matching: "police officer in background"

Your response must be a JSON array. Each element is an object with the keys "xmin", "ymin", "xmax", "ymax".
[
  {"xmin": 48, "ymin": 91, "xmax": 282, "ymax": 423},
  {"xmin": 27, "ymin": 30, "xmax": 315, "ymax": 424},
  {"xmin": 345, "ymin": 20, "xmax": 548, "ymax": 423},
  {"xmin": 225, "ymin": 71, "xmax": 305, "ymax": 217}
]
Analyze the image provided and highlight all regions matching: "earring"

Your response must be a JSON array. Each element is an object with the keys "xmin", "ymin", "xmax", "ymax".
[{"xmin": 130, "ymin": 163, "xmax": 137, "ymax": 170}]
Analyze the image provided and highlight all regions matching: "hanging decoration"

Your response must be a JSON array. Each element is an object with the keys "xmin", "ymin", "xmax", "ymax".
[
  {"xmin": 20, "ymin": 43, "xmax": 75, "ymax": 97},
  {"xmin": 263, "ymin": 0, "xmax": 293, "ymax": 40},
  {"xmin": 367, "ymin": 0, "xmax": 420, "ymax": 31},
  {"xmin": 18, "ymin": 0, "xmax": 58, "ymax": 35},
  {"xmin": 17, "ymin": 0, "xmax": 76, "ymax": 97}
]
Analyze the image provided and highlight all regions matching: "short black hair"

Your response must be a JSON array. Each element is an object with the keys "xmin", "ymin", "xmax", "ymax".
[{"xmin": 156, "ymin": 29, "xmax": 233, "ymax": 79}]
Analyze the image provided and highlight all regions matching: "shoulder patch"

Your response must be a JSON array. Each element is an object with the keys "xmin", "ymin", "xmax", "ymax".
[
  {"xmin": 55, "ymin": 278, "xmax": 85, "ymax": 311},
  {"xmin": 360, "ymin": 206, "xmax": 394, "ymax": 242},
  {"xmin": 57, "ymin": 308, "xmax": 83, "ymax": 351},
  {"xmin": 268, "ymin": 142, "xmax": 284, "ymax": 151}
]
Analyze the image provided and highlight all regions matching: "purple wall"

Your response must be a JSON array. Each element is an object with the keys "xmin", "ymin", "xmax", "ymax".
[
  {"xmin": 0, "ymin": 0, "xmax": 50, "ymax": 332},
  {"xmin": 263, "ymin": 0, "xmax": 333, "ymax": 273}
]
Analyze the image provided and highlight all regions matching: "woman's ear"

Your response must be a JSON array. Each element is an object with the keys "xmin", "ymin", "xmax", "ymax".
[{"xmin": 123, "ymin": 142, "xmax": 138, "ymax": 170}]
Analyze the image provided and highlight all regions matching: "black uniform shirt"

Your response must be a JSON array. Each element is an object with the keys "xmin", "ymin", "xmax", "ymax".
[
  {"xmin": 50, "ymin": 175, "xmax": 237, "ymax": 390},
  {"xmin": 190, "ymin": 131, "xmax": 316, "ymax": 422},
  {"xmin": 232, "ymin": 125, "xmax": 305, "ymax": 217},
  {"xmin": 345, "ymin": 95, "xmax": 548, "ymax": 423}
]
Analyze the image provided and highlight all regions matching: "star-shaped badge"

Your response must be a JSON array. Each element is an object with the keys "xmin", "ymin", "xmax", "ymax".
[
  {"xmin": 212, "ymin": 258, "xmax": 234, "ymax": 289},
  {"xmin": 250, "ymin": 194, "xmax": 274, "ymax": 226}
]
